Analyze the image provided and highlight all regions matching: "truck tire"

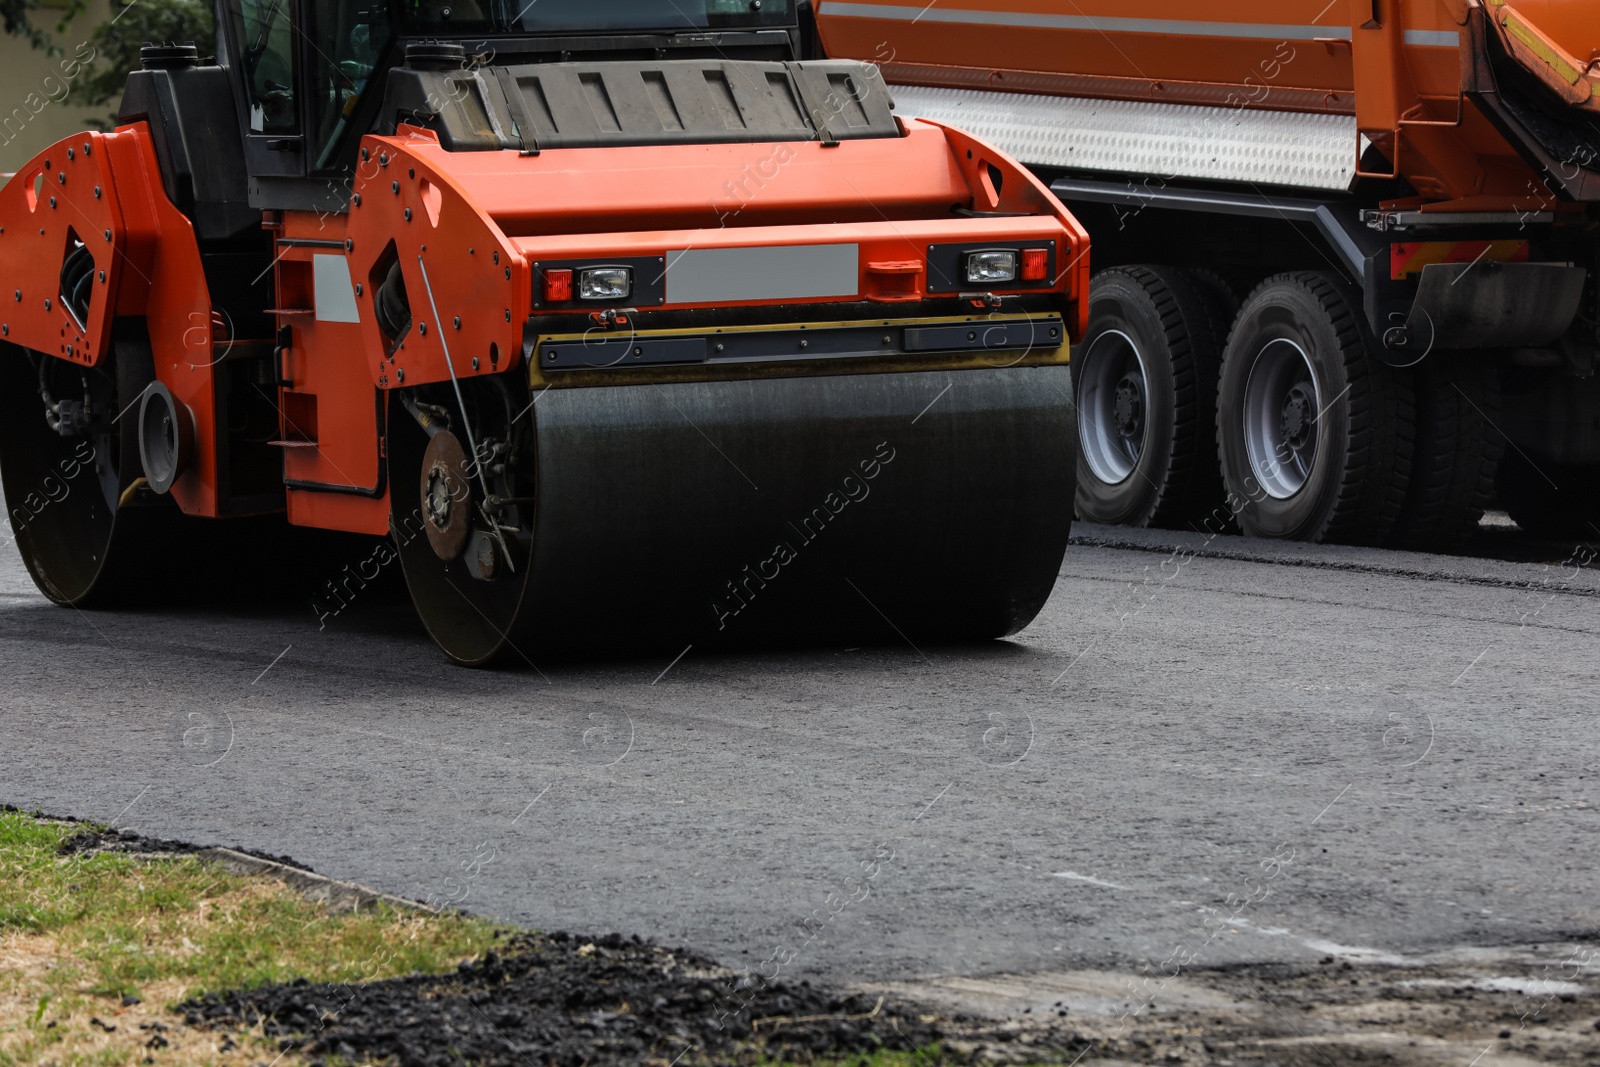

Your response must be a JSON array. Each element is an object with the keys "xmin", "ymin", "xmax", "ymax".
[
  {"xmin": 1216, "ymin": 272, "xmax": 1414, "ymax": 544},
  {"xmin": 1496, "ymin": 450, "xmax": 1600, "ymax": 539},
  {"xmin": 1387, "ymin": 354, "xmax": 1503, "ymax": 552},
  {"xmin": 1074, "ymin": 266, "xmax": 1229, "ymax": 527}
]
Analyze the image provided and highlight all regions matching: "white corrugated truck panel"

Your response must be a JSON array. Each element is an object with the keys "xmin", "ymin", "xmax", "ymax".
[{"xmin": 891, "ymin": 84, "xmax": 1357, "ymax": 192}]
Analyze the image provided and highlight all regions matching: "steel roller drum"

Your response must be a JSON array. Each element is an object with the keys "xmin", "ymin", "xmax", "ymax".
[{"xmin": 399, "ymin": 366, "xmax": 1076, "ymax": 662}]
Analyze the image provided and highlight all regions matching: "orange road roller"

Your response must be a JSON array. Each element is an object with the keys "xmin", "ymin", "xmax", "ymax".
[{"xmin": 0, "ymin": 0, "xmax": 1086, "ymax": 664}]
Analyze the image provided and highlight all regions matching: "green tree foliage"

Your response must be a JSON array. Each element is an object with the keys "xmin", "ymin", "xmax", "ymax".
[
  {"xmin": 3, "ymin": 0, "xmax": 216, "ymax": 109},
  {"xmin": 77, "ymin": 0, "xmax": 217, "ymax": 107},
  {"xmin": 3, "ymin": 0, "xmax": 74, "ymax": 50}
]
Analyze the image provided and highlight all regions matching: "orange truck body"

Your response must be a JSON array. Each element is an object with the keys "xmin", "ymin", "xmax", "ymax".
[
  {"xmin": 816, "ymin": 0, "xmax": 1600, "ymax": 208},
  {"xmin": 816, "ymin": 0, "xmax": 1600, "ymax": 542}
]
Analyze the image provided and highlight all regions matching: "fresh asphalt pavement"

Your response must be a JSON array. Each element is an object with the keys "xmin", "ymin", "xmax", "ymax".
[{"xmin": 2, "ymin": 514, "xmax": 1597, "ymax": 1003}]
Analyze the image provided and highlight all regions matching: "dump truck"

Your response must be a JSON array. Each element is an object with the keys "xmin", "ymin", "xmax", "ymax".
[
  {"xmin": 815, "ymin": 0, "xmax": 1600, "ymax": 546},
  {"xmin": 0, "ymin": 0, "xmax": 1090, "ymax": 664}
]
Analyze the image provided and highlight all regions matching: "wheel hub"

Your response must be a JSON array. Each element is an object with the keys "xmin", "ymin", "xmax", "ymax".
[
  {"xmin": 420, "ymin": 428, "xmax": 472, "ymax": 561},
  {"xmin": 1280, "ymin": 382, "xmax": 1316, "ymax": 452},
  {"xmin": 1113, "ymin": 373, "xmax": 1145, "ymax": 440},
  {"xmin": 424, "ymin": 466, "xmax": 452, "ymax": 528},
  {"xmin": 1241, "ymin": 339, "xmax": 1322, "ymax": 500},
  {"xmin": 1077, "ymin": 329, "xmax": 1149, "ymax": 486}
]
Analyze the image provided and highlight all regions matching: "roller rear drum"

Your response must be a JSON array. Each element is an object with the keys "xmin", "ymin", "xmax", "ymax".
[{"xmin": 0, "ymin": 329, "xmax": 170, "ymax": 606}]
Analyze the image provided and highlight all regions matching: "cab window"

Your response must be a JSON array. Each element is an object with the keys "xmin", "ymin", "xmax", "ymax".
[
  {"xmin": 228, "ymin": 0, "xmax": 299, "ymax": 134},
  {"xmin": 307, "ymin": 0, "xmax": 395, "ymax": 171}
]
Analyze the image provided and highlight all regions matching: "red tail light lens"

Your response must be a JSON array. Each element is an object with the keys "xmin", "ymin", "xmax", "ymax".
[
  {"xmin": 544, "ymin": 269, "xmax": 573, "ymax": 303},
  {"xmin": 1021, "ymin": 248, "xmax": 1049, "ymax": 282}
]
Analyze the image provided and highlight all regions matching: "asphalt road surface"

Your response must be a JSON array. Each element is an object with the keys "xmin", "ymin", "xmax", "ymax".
[{"xmin": 3, "ymin": 513, "xmax": 1599, "ymax": 1059}]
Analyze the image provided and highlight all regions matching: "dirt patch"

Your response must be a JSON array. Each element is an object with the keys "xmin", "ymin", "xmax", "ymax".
[
  {"xmin": 178, "ymin": 944, "xmax": 1600, "ymax": 1066},
  {"xmin": 182, "ymin": 930, "xmax": 955, "ymax": 1066},
  {"xmin": 872, "ymin": 948, "xmax": 1600, "ymax": 1065}
]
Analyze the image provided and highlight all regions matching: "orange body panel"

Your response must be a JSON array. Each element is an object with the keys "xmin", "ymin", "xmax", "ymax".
[
  {"xmin": 437, "ymin": 123, "xmax": 976, "ymax": 236},
  {"xmin": 270, "ymin": 215, "xmax": 390, "ymax": 535},
  {"xmin": 508, "ymin": 215, "xmax": 1071, "ymax": 295},
  {"xmin": 0, "ymin": 132, "xmax": 132, "ymax": 370},
  {"xmin": 819, "ymin": 1, "xmax": 1400, "ymax": 106},
  {"xmin": 818, "ymin": 0, "xmax": 1483, "ymax": 102},
  {"xmin": 1499, "ymin": 0, "xmax": 1594, "ymax": 66},
  {"xmin": 1501, "ymin": 0, "xmax": 1594, "ymax": 57},
  {"xmin": 1491, "ymin": 1, "xmax": 1600, "ymax": 114},
  {"xmin": 816, "ymin": 0, "xmax": 1600, "ymax": 208},
  {"xmin": 342, "ymin": 120, "xmax": 1086, "ymax": 400},
  {"xmin": 0, "ymin": 126, "xmax": 242, "ymax": 518},
  {"xmin": 106, "ymin": 131, "xmax": 236, "ymax": 519},
  {"xmin": 342, "ymin": 128, "xmax": 535, "ymax": 399}
]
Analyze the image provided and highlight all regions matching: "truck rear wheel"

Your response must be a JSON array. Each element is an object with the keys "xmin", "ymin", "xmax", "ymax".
[
  {"xmin": 1074, "ymin": 266, "xmax": 1229, "ymax": 527},
  {"xmin": 1216, "ymin": 272, "xmax": 1414, "ymax": 544},
  {"xmin": 1387, "ymin": 354, "xmax": 1503, "ymax": 552}
]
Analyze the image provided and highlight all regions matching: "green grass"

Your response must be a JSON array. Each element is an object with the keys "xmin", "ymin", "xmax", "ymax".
[
  {"xmin": 0, "ymin": 810, "xmax": 502, "ymax": 998},
  {"xmin": 762, "ymin": 1048, "xmax": 967, "ymax": 1067},
  {"xmin": 814, "ymin": 1050, "xmax": 944, "ymax": 1067},
  {"xmin": 0, "ymin": 809, "xmax": 507, "ymax": 1065}
]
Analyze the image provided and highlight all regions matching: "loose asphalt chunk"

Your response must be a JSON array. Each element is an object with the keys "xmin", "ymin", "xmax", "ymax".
[
  {"xmin": 180, "ymin": 931, "xmax": 965, "ymax": 1066},
  {"xmin": 54, "ymin": 822, "xmax": 312, "ymax": 870},
  {"xmin": 3, "ymin": 804, "xmax": 314, "ymax": 868}
]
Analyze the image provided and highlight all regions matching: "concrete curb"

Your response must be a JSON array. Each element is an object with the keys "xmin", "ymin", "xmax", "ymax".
[{"xmin": 197, "ymin": 847, "xmax": 439, "ymax": 915}]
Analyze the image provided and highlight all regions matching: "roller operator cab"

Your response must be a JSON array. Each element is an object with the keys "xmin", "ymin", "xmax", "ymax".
[
  {"xmin": 0, "ymin": 0, "xmax": 1089, "ymax": 664},
  {"xmin": 816, "ymin": 0, "xmax": 1600, "ymax": 548}
]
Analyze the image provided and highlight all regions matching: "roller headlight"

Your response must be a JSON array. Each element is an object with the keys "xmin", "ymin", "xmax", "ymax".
[
  {"xmin": 579, "ymin": 267, "xmax": 633, "ymax": 301},
  {"xmin": 965, "ymin": 250, "xmax": 1018, "ymax": 284}
]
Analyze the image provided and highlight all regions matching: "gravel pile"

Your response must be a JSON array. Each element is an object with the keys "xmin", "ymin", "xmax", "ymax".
[{"xmin": 182, "ymin": 932, "xmax": 947, "ymax": 1066}]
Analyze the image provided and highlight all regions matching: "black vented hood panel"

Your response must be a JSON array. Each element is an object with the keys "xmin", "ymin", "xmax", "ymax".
[{"xmin": 378, "ymin": 59, "xmax": 900, "ymax": 151}]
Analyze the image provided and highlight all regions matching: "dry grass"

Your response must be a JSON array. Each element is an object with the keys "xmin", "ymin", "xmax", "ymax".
[
  {"xmin": 0, "ymin": 811, "xmax": 504, "ymax": 1066},
  {"xmin": 0, "ymin": 937, "xmax": 282, "ymax": 1066}
]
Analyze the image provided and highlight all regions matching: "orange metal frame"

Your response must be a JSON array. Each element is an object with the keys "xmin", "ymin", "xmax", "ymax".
[{"xmin": 0, "ymin": 129, "xmax": 237, "ymax": 518}]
